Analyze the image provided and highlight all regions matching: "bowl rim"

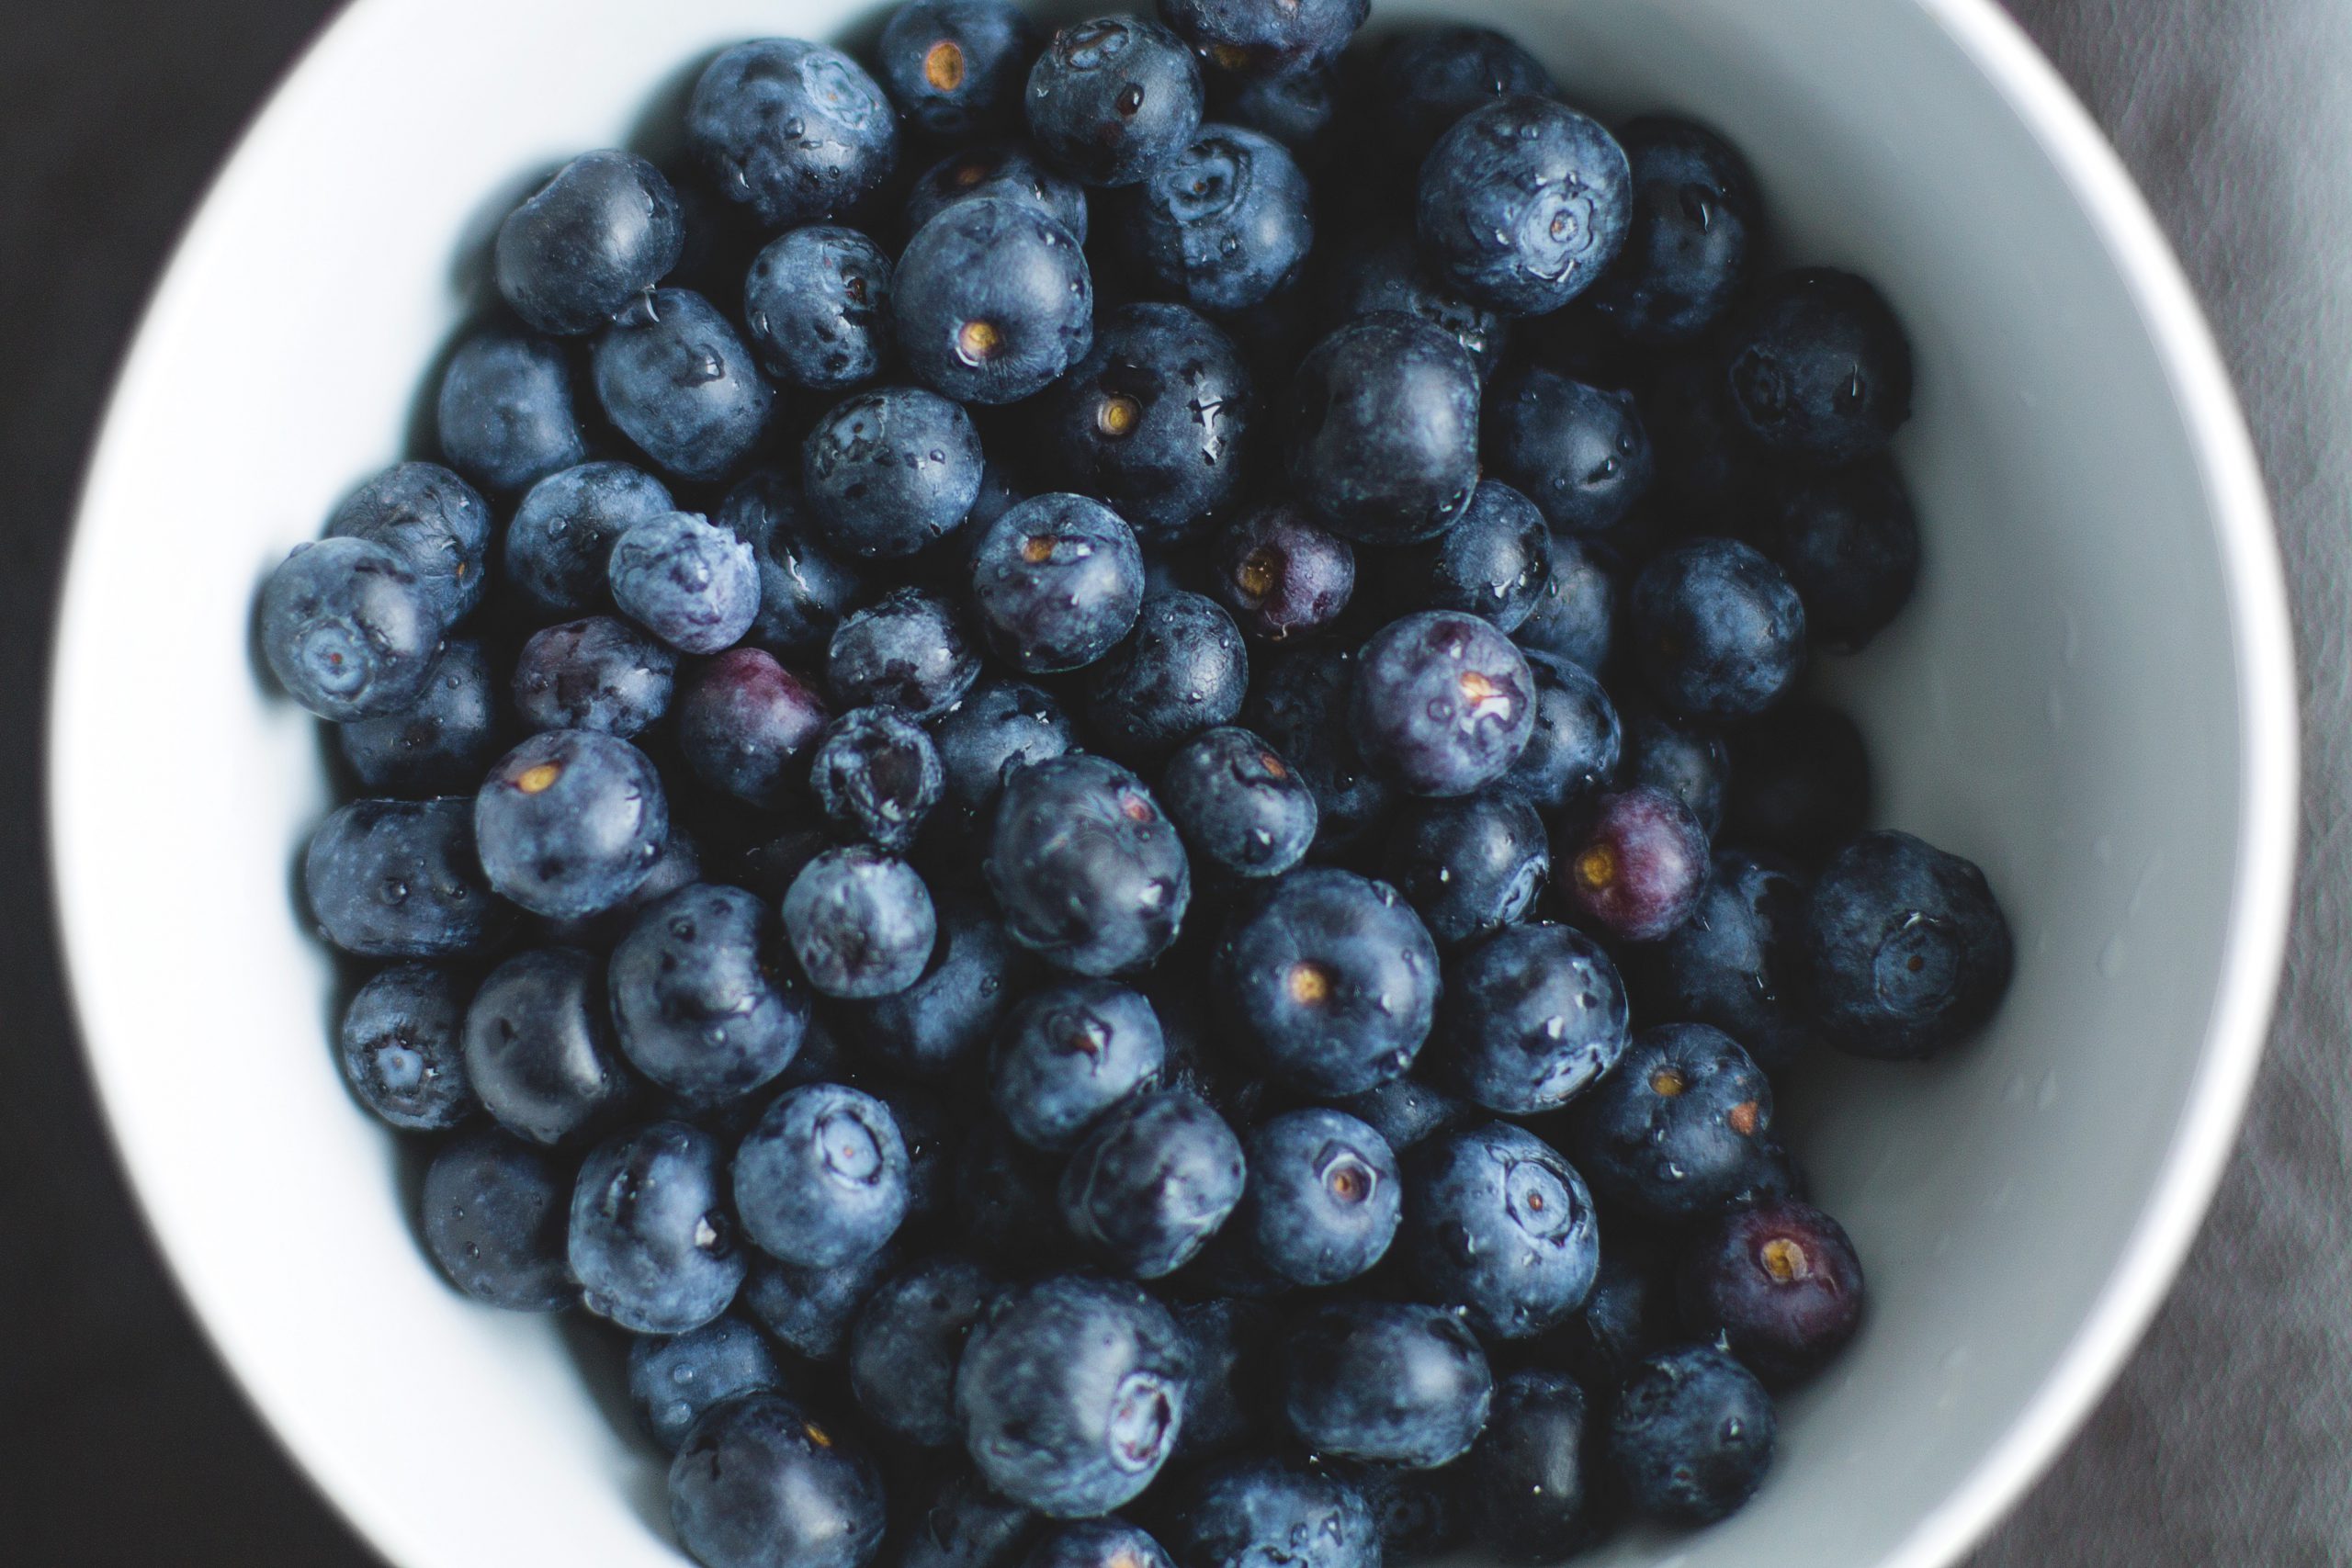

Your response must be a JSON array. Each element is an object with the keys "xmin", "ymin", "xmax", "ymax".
[{"xmin": 43, "ymin": 0, "xmax": 2298, "ymax": 1565}]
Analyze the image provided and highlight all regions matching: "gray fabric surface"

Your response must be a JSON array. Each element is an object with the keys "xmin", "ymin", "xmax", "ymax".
[{"xmin": 0, "ymin": 1, "xmax": 2340, "ymax": 1563}]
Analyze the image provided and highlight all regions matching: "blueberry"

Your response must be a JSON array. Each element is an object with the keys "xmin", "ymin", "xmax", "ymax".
[
  {"xmin": 260, "ymin": 537, "xmax": 444, "ymax": 722},
  {"xmin": 1556, "ymin": 785, "xmax": 1709, "ymax": 943},
  {"xmin": 1156, "ymin": 1456, "xmax": 1376, "ymax": 1568},
  {"xmin": 1418, "ymin": 97, "xmax": 1631, "ymax": 317},
  {"xmin": 904, "ymin": 142, "xmax": 1091, "ymax": 244},
  {"xmin": 338, "ymin": 637, "xmax": 503, "ymax": 795},
  {"xmin": 735, "ymin": 1081, "xmax": 911, "ymax": 1268},
  {"xmin": 891, "ymin": 1466, "xmax": 1043, "ymax": 1568},
  {"xmin": 419, "ymin": 1126, "xmax": 578, "ymax": 1311},
  {"xmin": 1215, "ymin": 65, "xmax": 1339, "ymax": 167},
  {"xmin": 504, "ymin": 460, "xmax": 677, "ymax": 616},
  {"xmin": 1212, "ymin": 867, "xmax": 1437, "ymax": 1095},
  {"xmin": 803, "ymin": 387, "xmax": 987, "ymax": 560},
  {"xmin": 1631, "ymin": 851, "xmax": 1811, "ymax": 1074},
  {"xmin": 1464, "ymin": 1370, "xmax": 1597, "ymax": 1562},
  {"xmin": 1438, "ymin": 922, "xmax": 1630, "ymax": 1115},
  {"xmin": 1806, "ymin": 829, "xmax": 2012, "ymax": 1060},
  {"xmin": 1607, "ymin": 1345, "xmax": 1774, "ymax": 1523},
  {"xmin": 1375, "ymin": 481, "xmax": 1548, "ymax": 634},
  {"xmin": 676, "ymin": 648, "xmax": 833, "ymax": 808},
  {"xmin": 304, "ymin": 796, "xmax": 509, "ymax": 958},
  {"xmin": 630, "ymin": 1316, "xmax": 786, "ymax": 1453},
  {"xmin": 1351, "ymin": 611, "xmax": 1535, "ymax": 797},
  {"xmin": 988, "ymin": 753, "xmax": 1192, "ymax": 976},
  {"xmin": 1160, "ymin": 0, "xmax": 1363, "ymax": 73},
  {"xmin": 1026, "ymin": 18, "xmax": 1204, "ymax": 186},
  {"xmin": 1544, "ymin": 1246, "xmax": 1672, "ymax": 1387},
  {"xmin": 474, "ymin": 729, "xmax": 667, "ymax": 919},
  {"xmin": 783, "ymin": 847, "xmax": 938, "ymax": 999},
  {"xmin": 971, "ymin": 494, "xmax": 1147, "ymax": 673},
  {"xmin": 1234, "ymin": 1108, "xmax": 1397, "ymax": 1286},
  {"xmin": 670, "ymin": 1392, "xmax": 888, "ymax": 1568},
  {"xmin": 1344, "ymin": 1464, "xmax": 1470, "ymax": 1565},
  {"xmin": 1679, "ymin": 1199, "xmax": 1864, "ymax": 1386},
  {"xmin": 1159, "ymin": 726, "xmax": 1317, "ymax": 881},
  {"xmin": 744, "ymin": 1240, "xmax": 904, "ymax": 1361},
  {"xmin": 1373, "ymin": 27, "xmax": 1555, "ymax": 166},
  {"xmin": 1513, "ymin": 533, "xmax": 1617, "ymax": 672},
  {"xmin": 338, "ymin": 964, "xmax": 473, "ymax": 1132},
  {"xmin": 954, "ymin": 1119, "xmax": 1070, "ymax": 1268},
  {"xmin": 496, "ymin": 150, "xmax": 684, "ymax": 335},
  {"xmin": 956, "ymin": 1274, "xmax": 1190, "ymax": 1516},
  {"xmin": 1583, "ymin": 118, "xmax": 1758, "ymax": 344},
  {"xmin": 1724, "ymin": 266, "xmax": 1913, "ymax": 466},
  {"xmin": 840, "ymin": 889, "xmax": 1029, "ymax": 1079},
  {"xmin": 877, "ymin": 0, "xmax": 1037, "ymax": 137},
  {"xmin": 1208, "ymin": 502, "xmax": 1351, "ymax": 641},
  {"xmin": 324, "ymin": 460, "xmax": 492, "ymax": 625},
  {"xmin": 807, "ymin": 707, "xmax": 943, "ymax": 851},
  {"xmin": 744, "ymin": 225, "xmax": 894, "ymax": 392},
  {"xmin": 1486, "ymin": 368, "xmax": 1653, "ymax": 536},
  {"xmin": 1280, "ymin": 1300, "xmax": 1491, "ymax": 1468},
  {"xmin": 991, "ymin": 978, "xmax": 1167, "ymax": 1151},
  {"xmin": 718, "ymin": 468, "xmax": 870, "ymax": 657},
  {"xmin": 1750, "ymin": 458, "xmax": 1921, "ymax": 652},
  {"xmin": 512, "ymin": 616, "xmax": 674, "ymax": 739},
  {"xmin": 1628, "ymin": 537, "xmax": 1807, "ymax": 720},
  {"xmin": 1399, "ymin": 1122, "xmax": 1598, "ymax": 1338},
  {"xmin": 569, "ymin": 1120, "xmax": 743, "ymax": 1334},
  {"xmin": 902, "ymin": 201, "xmax": 1097, "ymax": 406},
  {"xmin": 594, "ymin": 289, "xmax": 775, "ymax": 484},
  {"xmin": 1381, "ymin": 791, "xmax": 1547, "ymax": 950},
  {"xmin": 828, "ymin": 588, "xmax": 983, "ymax": 719},
  {"xmin": 1565, "ymin": 1022, "xmax": 1775, "ymax": 1221},
  {"xmin": 1329, "ymin": 1077, "xmax": 1476, "ymax": 1154},
  {"xmin": 688, "ymin": 39, "xmax": 899, "ymax": 230},
  {"xmin": 933, "ymin": 678, "xmax": 1077, "ymax": 826},
  {"xmin": 435, "ymin": 331, "xmax": 588, "ymax": 492},
  {"xmin": 1328, "ymin": 229, "xmax": 1511, "ymax": 386},
  {"xmin": 1059, "ymin": 1089, "xmax": 1246, "ymax": 1278},
  {"xmin": 1023, "ymin": 1519, "xmax": 1173, "ymax": 1568},
  {"xmin": 850, "ymin": 1254, "xmax": 1004, "ymax": 1446},
  {"xmin": 542, "ymin": 819, "xmax": 701, "ymax": 953},
  {"xmin": 462, "ymin": 946, "xmax": 633, "ymax": 1145},
  {"xmin": 1508, "ymin": 663, "xmax": 1618, "ymax": 823},
  {"xmin": 1240, "ymin": 646, "xmax": 1393, "ymax": 851},
  {"xmin": 1126, "ymin": 126, "xmax": 1312, "ymax": 314},
  {"xmin": 611, "ymin": 883, "xmax": 809, "ymax": 1109},
  {"xmin": 1033, "ymin": 303, "xmax": 1252, "ymax": 541},
  {"xmin": 869, "ymin": 1080, "xmax": 963, "ymax": 1225},
  {"xmin": 1169, "ymin": 1298, "xmax": 1275, "ymax": 1458},
  {"xmin": 1618, "ymin": 706, "xmax": 1727, "ymax": 838},
  {"xmin": 1284, "ymin": 314, "xmax": 1478, "ymax": 546}
]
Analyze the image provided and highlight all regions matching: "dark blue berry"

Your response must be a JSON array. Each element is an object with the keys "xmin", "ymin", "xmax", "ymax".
[
  {"xmin": 435, "ymin": 331, "xmax": 587, "ymax": 492},
  {"xmin": 905, "ymin": 142, "xmax": 1091, "ymax": 244},
  {"xmin": 839, "ymin": 890, "xmax": 1028, "ymax": 1079},
  {"xmin": 606, "ymin": 510, "xmax": 761, "ymax": 655},
  {"xmin": 1566, "ymin": 1022, "xmax": 1775, "ymax": 1221},
  {"xmin": 933, "ymin": 678, "xmax": 1077, "ymax": 825},
  {"xmin": 988, "ymin": 754, "xmax": 1191, "ymax": 976},
  {"xmin": 677, "ymin": 648, "xmax": 832, "ymax": 808},
  {"xmin": 1439, "ymin": 922, "xmax": 1629, "ymax": 1115},
  {"xmin": 878, "ymin": 0, "xmax": 1039, "ymax": 137},
  {"xmin": 1618, "ymin": 705, "xmax": 1727, "ymax": 838},
  {"xmin": 1329, "ymin": 229, "xmax": 1511, "ymax": 386},
  {"xmin": 1127, "ymin": 125, "xmax": 1311, "ymax": 313},
  {"xmin": 956, "ymin": 1274, "xmax": 1190, "ymax": 1516},
  {"xmin": 1237, "ymin": 1108, "xmax": 1397, "ymax": 1286},
  {"xmin": 512, "ymin": 616, "xmax": 673, "ymax": 739},
  {"xmin": 473, "ymin": 728, "xmax": 668, "ymax": 919},
  {"xmin": 992, "ymin": 978, "xmax": 1167, "ymax": 1150},
  {"xmin": 1026, "ymin": 18, "xmax": 1204, "ymax": 186},
  {"xmin": 1633, "ymin": 851, "xmax": 1812, "ymax": 1074},
  {"xmin": 1346, "ymin": 1463, "xmax": 1470, "ymax": 1565},
  {"xmin": 339, "ymin": 637, "xmax": 503, "ymax": 794},
  {"xmin": 1607, "ymin": 1345, "xmax": 1774, "ymax": 1523},
  {"xmin": 1724, "ymin": 266, "xmax": 1913, "ymax": 466},
  {"xmin": 736, "ymin": 1081, "xmax": 910, "ymax": 1267},
  {"xmin": 419, "ymin": 1126, "xmax": 578, "ymax": 1311},
  {"xmin": 687, "ymin": 39, "xmax": 900, "ymax": 230},
  {"xmin": 1751, "ymin": 458, "xmax": 1920, "ymax": 652},
  {"xmin": 782, "ymin": 846, "xmax": 938, "ymax": 998},
  {"xmin": 1382, "ymin": 791, "xmax": 1547, "ymax": 950},
  {"xmin": 463, "ymin": 945, "xmax": 634, "ymax": 1145},
  {"xmin": 972, "ymin": 493, "xmax": 1147, "ymax": 672},
  {"xmin": 1212, "ymin": 867, "xmax": 1437, "ymax": 1095},
  {"xmin": 496, "ymin": 151, "xmax": 684, "ymax": 335},
  {"xmin": 1159, "ymin": 726, "xmax": 1317, "ymax": 880},
  {"xmin": 1585, "ymin": 118, "xmax": 1758, "ymax": 343},
  {"xmin": 1241, "ymin": 646, "xmax": 1393, "ymax": 851},
  {"xmin": 828, "ymin": 587, "xmax": 982, "ymax": 717},
  {"xmin": 261, "ymin": 537, "xmax": 444, "ymax": 722},
  {"xmin": 850, "ymin": 1254, "xmax": 1004, "ymax": 1446},
  {"xmin": 1508, "ymin": 651, "xmax": 1621, "ymax": 813},
  {"xmin": 338, "ymin": 963, "xmax": 473, "ymax": 1132},
  {"xmin": 1512, "ymin": 533, "xmax": 1617, "ymax": 671},
  {"xmin": 571, "ymin": 1119, "xmax": 743, "ymax": 1334},
  {"xmin": 611, "ymin": 883, "xmax": 809, "ymax": 1109},
  {"xmin": 803, "ymin": 387, "xmax": 987, "ymax": 561},
  {"xmin": 1374, "ymin": 27, "xmax": 1555, "ymax": 166},
  {"xmin": 1465, "ymin": 1370, "xmax": 1598, "ymax": 1562},
  {"xmin": 1417, "ymin": 96, "xmax": 1631, "ymax": 316},
  {"xmin": 1679, "ymin": 1199, "xmax": 1864, "ymax": 1386},
  {"xmin": 746, "ymin": 225, "xmax": 894, "ymax": 391},
  {"xmin": 743, "ymin": 1241, "xmax": 904, "ymax": 1361},
  {"xmin": 953, "ymin": 1120, "xmax": 1069, "ymax": 1268},
  {"xmin": 1806, "ymin": 829, "xmax": 2011, "ymax": 1060},
  {"xmin": 1170, "ymin": 1298, "xmax": 1274, "ymax": 1458},
  {"xmin": 1157, "ymin": 1456, "xmax": 1376, "ymax": 1568},
  {"xmin": 537, "ymin": 821, "xmax": 705, "ymax": 950},
  {"xmin": 1546, "ymin": 1246, "xmax": 1671, "ymax": 1387},
  {"xmin": 1284, "ymin": 314, "xmax": 1478, "ymax": 546},
  {"xmin": 669, "ymin": 1393, "xmax": 888, "ymax": 1568},
  {"xmin": 1161, "ymin": 0, "xmax": 1363, "ymax": 73},
  {"xmin": 304, "ymin": 796, "xmax": 509, "ymax": 958},
  {"xmin": 718, "ymin": 468, "xmax": 870, "ymax": 657},
  {"xmin": 1629, "ymin": 536, "xmax": 1806, "ymax": 719},
  {"xmin": 1329, "ymin": 1077, "xmax": 1476, "ymax": 1154},
  {"xmin": 1376, "ymin": 480, "xmax": 1548, "ymax": 633},
  {"xmin": 1216, "ymin": 65, "xmax": 1339, "ymax": 167},
  {"xmin": 1080, "ymin": 588, "xmax": 1249, "ymax": 761},
  {"xmin": 1351, "ymin": 611, "xmax": 1535, "ymax": 797},
  {"xmin": 813, "ymin": 707, "xmax": 944, "ymax": 851},
  {"xmin": 1209, "ymin": 502, "xmax": 1351, "ymax": 641},
  {"xmin": 1399, "ymin": 1121, "xmax": 1598, "ymax": 1338},
  {"xmin": 504, "ymin": 460, "xmax": 675, "ymax": 616},
  {"xmin": 897, "ymin": 198, "xmax": 1093, "ymax": 404},
  {"xmin": 629, "ymin": 1317, "xmax": 786, "ymax": 1453},
  {"xmin": 595, "ymin": 289, "xmax": 775, "ymax": 483},
  {"xmin": 324, "ymin": 460, "xmax": 492, "ymax": 625},
  {"xmin": 1059, "ymin": 1089, "xmax": 1246, "ymax": 1278},
  {"xmin": 1280, "ymin": 1300, "xmax": 1490, "ymax": 1468},
  {"xmin": 1486, "ymin": 367, "xmax": 1652, "ymax": 536}
]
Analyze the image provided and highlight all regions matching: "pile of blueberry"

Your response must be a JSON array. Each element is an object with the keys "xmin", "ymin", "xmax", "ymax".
[{"xmin": 258, "ymin": 2, "xmax": 2016, "ymax": 1563}]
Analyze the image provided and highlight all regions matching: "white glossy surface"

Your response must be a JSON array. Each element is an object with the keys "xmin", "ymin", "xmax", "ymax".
[{"xmin": 48, "ymin": 2, "xmax": 2293, "ymax": 1567}]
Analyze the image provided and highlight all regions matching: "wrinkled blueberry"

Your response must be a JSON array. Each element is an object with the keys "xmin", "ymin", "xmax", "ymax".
[
  {"xmin": 324, "ymin": 459, "xmax": 492, "ymax": 625},
  {"xmin": 830, "ymin": 588, "xmax": 983, "ymax": 718},
  {"xmin": 804, "ymin": 386, "xmax": 987, "ymax": 561},
  {"xmin": 746, "ymin": 224, "xmax": 894, "ymax": 392},
  {"xmin": 512, "ymin": 616, "xmax": 674, "ymax": 739},
  {"xmin": 813, "ymin": 707, "xmax": 945, "ymax": 851}
]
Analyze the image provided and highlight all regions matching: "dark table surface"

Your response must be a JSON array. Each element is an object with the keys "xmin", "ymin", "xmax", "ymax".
[{"xmin": 5, "ymin": 2, "xmax": 2346, "ymax": 1562}]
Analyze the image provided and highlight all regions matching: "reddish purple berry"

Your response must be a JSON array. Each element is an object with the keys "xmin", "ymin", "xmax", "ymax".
[
  {"xmin": 1210, "ymin": 502, "xmax": 1356, "ymax": 642},
  {"xmin": 675, "ymin": 648, "xmax": 831, "ymax": 808},
  {"xmin": 1557, "ymin": 786, "xmax": 1708, "ymax": 941},
  {"xmin": 1678, "ymin": 1198, "xmax": 1865, "ymax": 1386}
]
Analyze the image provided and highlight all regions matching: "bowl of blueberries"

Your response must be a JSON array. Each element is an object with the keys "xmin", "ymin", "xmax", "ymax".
[{"xmin": 48, "ymin": 0, "xmax": 2295, "ymax": 1566}]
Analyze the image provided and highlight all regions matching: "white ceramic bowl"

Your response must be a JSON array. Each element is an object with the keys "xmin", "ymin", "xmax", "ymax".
[{"xmin": 49, "ymin": 0, "xmax": 2294, "ymax": 1564}]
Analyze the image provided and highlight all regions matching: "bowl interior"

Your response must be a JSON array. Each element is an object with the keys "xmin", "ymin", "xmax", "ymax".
[{"xmin": 50, "ymin": 1, "xmax": 2290, "ymax": 1566}]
